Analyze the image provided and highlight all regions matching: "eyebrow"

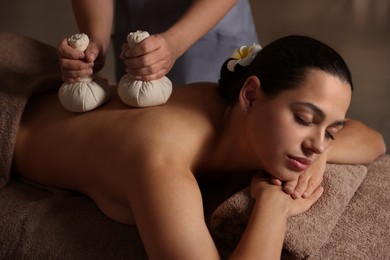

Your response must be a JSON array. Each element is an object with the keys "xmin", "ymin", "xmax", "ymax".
[{"xmin": 294, "ymin": 102, "xmax": 345, "ymax": 127}]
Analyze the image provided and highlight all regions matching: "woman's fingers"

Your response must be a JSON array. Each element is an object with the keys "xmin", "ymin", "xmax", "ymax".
[
  {"xmin": 288, "ymin": 186, "xmax": 324, "ymax": 217},
  {"xmin": 302, "ymin": 175, "xmax": 323, "ymax": 198},
  {"xmin": 271, "ymin": 178, "xmax": 283, "ymax": 186}
]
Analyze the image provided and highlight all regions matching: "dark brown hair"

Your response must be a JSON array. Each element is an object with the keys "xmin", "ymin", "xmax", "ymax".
[{"xmin": 218, "ymin": 35, "xmax": 353, "ymax": 104}]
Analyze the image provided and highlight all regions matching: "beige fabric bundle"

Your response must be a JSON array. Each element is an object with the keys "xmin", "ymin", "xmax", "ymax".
[
  {"xmin": 117, "ymin": 30, "xmax": 172, "ymax": 107},
  {"xmin": 58, "ymin": 33, "xmax": 111, "ymax": 112},
  {"xmin": 59, "ymin": 75, "xmax": 111, "ymax": 112}
]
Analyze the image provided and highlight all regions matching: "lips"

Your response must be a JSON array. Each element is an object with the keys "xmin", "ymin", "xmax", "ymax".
[{"xmin": 286, "ymin": 155, "xmax": 312, "ymax": 171}]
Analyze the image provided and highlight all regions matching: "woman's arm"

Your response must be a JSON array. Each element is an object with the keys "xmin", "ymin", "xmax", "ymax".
[
  {"xmin": 230, "ymin": 176, "xmax": 323, "ymax": 259},
  {"xmin": 327, "ymin": 119, "xmax": 386, "ymax": 165},
  {"xmin": 128, "ymin": 159, "xmax": 323, "ymax": 259},
  {"xmin": 121, "ymin": 0, "xmax": 238, "ymax": 81},
  {"xmin": 125, "ymin": 157, "xmax": 220, "ymax": 259}
]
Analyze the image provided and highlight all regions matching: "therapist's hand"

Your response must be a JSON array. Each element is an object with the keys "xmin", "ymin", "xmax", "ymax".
[
  {"xmin": 120, "ymin": 34, "xmax": 180, "ymax": 81},
  {"xmin": 57, "ymin": 37, "xmax": 105, "ymax": 83}
]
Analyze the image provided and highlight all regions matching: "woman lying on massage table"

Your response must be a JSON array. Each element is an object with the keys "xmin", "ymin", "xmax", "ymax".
[{"xmin": 13, "ymin": 35, "xmax": 386, "ymax": 259}]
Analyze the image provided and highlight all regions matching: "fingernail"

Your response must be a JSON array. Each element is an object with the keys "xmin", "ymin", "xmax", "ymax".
[
  {"xmin": 272, "ymin": 179, "xmax": 282, "ymax": 186},
  {"xmin": 292, "ymin": 191, "xmax": 301, "ymax": 199}
]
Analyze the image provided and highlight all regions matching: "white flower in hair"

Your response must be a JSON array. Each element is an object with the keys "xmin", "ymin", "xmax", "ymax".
[{"xmin": 227, "ymin": 43, "xmax": 262, "ymax": 72}]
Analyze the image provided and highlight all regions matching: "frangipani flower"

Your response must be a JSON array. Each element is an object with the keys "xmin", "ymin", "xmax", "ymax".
[{"xmin": 227, "ymin": 43, "xmax": 262, "ymax": 72}]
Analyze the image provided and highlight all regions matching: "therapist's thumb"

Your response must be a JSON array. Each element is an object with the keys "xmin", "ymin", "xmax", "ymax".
[{"xmin": 84, "ymin": 44, "xmax": 99, "ymax": 62}]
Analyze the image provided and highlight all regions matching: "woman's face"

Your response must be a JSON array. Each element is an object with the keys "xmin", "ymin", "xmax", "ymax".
[{"xmin": 246, "ymin": 69, "xmax": 352, "ymax": 182}]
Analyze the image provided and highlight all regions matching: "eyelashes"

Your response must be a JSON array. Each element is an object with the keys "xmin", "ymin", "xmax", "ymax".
[
  {"xmin": 294, "ymin": 115, "xmax": 335, "ymax": 140},
  {"xmin": 326, "ymin": 131, "xmax": 335, "ymax": 140},
  {"xmin": 295, "ymin": 115, "xmax": 312, "ymax": 127}
]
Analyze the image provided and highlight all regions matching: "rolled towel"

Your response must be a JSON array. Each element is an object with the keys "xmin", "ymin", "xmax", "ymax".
[
  {"xmin": 58, "ymin": 33, "xmax": 111, "ymax": 112},
  {"xmin": 210, "ymin": 164, "xmax": 368, "ymax": 258},
  {"xmin": 117, "ymin": 30, "xmax": 173, "ymax": 107}
]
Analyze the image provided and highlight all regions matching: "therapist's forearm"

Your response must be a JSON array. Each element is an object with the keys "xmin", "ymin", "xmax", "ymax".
[
  {"xmin": 162, "ymin": 0, "xmax": 238, "ymax": 57},
  {"xmin": 71, "ymin": 0, "xmax": 114, "ymax": 54}
]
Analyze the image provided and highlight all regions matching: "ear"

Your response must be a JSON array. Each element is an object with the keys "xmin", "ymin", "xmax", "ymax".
[{"xmin": 238, "ymin": 76, "xmax": 261, "ymax": 112}]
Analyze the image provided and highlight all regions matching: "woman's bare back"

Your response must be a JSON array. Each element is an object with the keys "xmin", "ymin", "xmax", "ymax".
[{"xmin": 13, "ymin": 83, "xmax": 226, "ymax": 224}]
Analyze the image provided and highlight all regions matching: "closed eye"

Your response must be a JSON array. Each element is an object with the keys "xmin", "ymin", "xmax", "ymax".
[
  {"xmin": 326, "ymin": 131, "xmax": 335, "ymax": 140},
  {"xmin": 294, "ymin": 115, "xmax": 312, "ymax": 127},
  {"xmin": 296, "ymin": 115, "xmax": 336, "ymax": 140}
]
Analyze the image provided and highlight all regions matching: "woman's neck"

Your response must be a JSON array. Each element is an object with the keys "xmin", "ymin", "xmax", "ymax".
[{"xmin": 199, "ymin": 105, "xmax": 263, "ymax": 174}]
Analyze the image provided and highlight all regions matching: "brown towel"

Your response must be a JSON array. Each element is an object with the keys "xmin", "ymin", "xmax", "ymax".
[
  {"xmin": 0, "ymin": 32, "xmax": 62, "ymax": 188},
  {"xmin": 0, "ymin": 177, "xmax": 148, "ymax": 259},
  {"xmin": 309, "ymin": 155, "xmax": 390, "ymax": 259},
  {"xmin": 210, "ymin": 163, "xmax": 368, "ymax": 258}
]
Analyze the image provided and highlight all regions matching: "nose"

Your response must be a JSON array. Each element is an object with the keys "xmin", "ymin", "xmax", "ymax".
[{"xmin": 302, "ymin": 131, "xmax": 327, "ymax": 155}]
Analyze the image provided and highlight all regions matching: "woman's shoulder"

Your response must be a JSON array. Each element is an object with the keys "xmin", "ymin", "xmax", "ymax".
[{"xmin": 117, "ymin": 83, "xmax": 226, "ymax": 166}]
